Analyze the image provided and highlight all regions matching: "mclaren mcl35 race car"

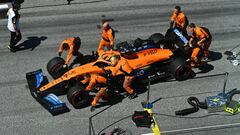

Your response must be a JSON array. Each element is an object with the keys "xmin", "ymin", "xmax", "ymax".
[{"xmin": 26, "ymin": 31, "xmax": 194, "ymax": 115}]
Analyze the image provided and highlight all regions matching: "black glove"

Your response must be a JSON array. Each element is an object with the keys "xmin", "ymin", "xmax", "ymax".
[{"xmin": 58, "ymin": 52, "xmax": 62, "ymax": 57}]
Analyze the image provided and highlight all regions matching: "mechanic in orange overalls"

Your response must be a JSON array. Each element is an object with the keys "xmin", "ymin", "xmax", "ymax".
[
  {"xmin": 170, "ymin": 6, "xmax": 189, "ymax": 37},
  {"xmin": 58, "ymin": 37, "xmax": 82, "ymax": 68},
  {"xmin": 109, "ymin": 55, "xmax": 137, "ymax": 99},
  {"xmin": 188, "ymin": 23, "xmax": 212, "ymax": 66},
  {"xmin": 98, "ymin": 21, "xmax": 115, "ymax": 57},
  {"xmin": 81, "ymin": 73, "xmax": 108, "ymax": 112}
]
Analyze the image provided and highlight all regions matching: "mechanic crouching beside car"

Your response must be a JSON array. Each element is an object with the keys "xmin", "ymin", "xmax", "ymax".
[
  {"xmin": 109, "ymin": 55, "xmax": 137, "ymax": 99},
  {"xmin": 81, "ymin": 73, "xmax": 109, "ymax": 112},
  {"xmin": 58, "ymin": 36, "xmax": 83, "ymax": 68},
  {"xmin": 188, "ymin": 23, "xmax": 212, "ymax": 67}
]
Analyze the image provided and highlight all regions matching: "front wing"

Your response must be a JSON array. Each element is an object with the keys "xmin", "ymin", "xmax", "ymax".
[{"xmin": 26, "ymin": 69, "xmax": 70, "ymax": 116}]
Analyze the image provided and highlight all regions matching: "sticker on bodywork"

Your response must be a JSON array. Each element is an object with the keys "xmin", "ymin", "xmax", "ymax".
[{"xmin": 173, "ymin": 29, "xmax": 188, "ymax": 44}]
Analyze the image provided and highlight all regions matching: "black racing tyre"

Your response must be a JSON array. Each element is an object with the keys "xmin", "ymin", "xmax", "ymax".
[
  {"xmin": 174, "ymin": 64, "xmax": 192, "ymax": 81},
  {"xmin": 67, "ymin": 84, "xmax": 90, "ymax": 109},
  {"xmin": 47, "ymin": 57, "xmax": 67, "ymax": 79},
  {"xmin": 149, "ymin": 33, "xmax": 165, "ymax": 46},
  {"xmin": 168, "ymin": 57, "xmax": 193, "ymax": 81}
]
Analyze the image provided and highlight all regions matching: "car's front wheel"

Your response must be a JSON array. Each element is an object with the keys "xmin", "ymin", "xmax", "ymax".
[
  {"xmin": 67, "ymin": 84, "xmax": 90, "ymax": 109},
  {"xmin": 47, "ymin": 57, "xmax": 68, "ymax": 79}
]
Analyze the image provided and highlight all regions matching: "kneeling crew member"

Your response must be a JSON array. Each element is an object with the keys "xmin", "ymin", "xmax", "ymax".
[
  {"xmin": 109, "ymin": 55, "xmax": 137, "ymax": 99},
  {"xmin": 188, "ymin": 23, "xmax": 212, "ymax": 66},
  {"xmin": 58, "ymin": 37, "xmax": 82, "ymax": 68},
  {"xmin": 81, "ymin": 73, "xmax": 108, "ymax": 112}
]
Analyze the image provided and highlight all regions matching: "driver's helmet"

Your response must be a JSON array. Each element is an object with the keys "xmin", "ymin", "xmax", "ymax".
[{"xmin": 110, "ymin": 55, "xmax": 120, "ymax": 65}]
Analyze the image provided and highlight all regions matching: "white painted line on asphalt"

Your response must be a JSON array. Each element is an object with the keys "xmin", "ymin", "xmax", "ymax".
[
  {"xmin": 161, "ymin": 122, "xmax": 240, "ymax": 134},
  {"xmin": 142, "ymin": 133, "xmax": 154, "ymax": 135},
  {"xmin": 0, "ymin": 4, "xmax": 8, "ymax": 9}
]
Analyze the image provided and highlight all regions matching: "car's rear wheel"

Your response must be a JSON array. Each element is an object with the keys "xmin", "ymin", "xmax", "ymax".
[
  {"xmin": 168, "ymin": 57, "xmax": 193, "ymax": 81},
  {"xmin": 47, "ymin": 57, "xmax": 68, "ymax": 79},
  {"xmin": 67, "ymin": 84, "xmax": 90, "ymax": 109},
  {"xmin": 174, "ymin": 64, "xmax": 193, "ymax": 81}
]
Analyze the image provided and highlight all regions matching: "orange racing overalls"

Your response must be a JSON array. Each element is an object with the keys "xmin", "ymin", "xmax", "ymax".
[
  {"xmin": 191, "ymin": 26, "xmax": 212, "ymax": 63},
  {"xmin": 58, "ymin": 37, "xmax": 82, "ymax": 65},
  {"xmin": 81, "ymin": 74, "xmax": 108, "ymax": 107},
  {"xmin": 98, "ymin": 28, "xmax": 115, "ymax": 56},
  {"xmin": 111, "ymin": 59, "xmax": 135, "ymax": 94},
  {"xmin": 170, "ymin": 11, "xmax": 188, "ymax": 36}
]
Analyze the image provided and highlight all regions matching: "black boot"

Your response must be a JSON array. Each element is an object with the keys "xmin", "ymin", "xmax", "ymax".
[
  {"xmin": 90, "ymin": 106, "xmax": 96, "ymax": 112},
  {"xmin": 7, "ymin": 45, "xmax": 16, "ymax": 52},
  {"xmin": 128, "ymin": 92, "xmax": 137, "ymax": 99}
]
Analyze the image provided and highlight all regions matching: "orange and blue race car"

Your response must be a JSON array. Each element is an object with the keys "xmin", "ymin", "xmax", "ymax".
[{"xmin": 26, "ymin": 33, "xmax": 194, "ymax": 115}]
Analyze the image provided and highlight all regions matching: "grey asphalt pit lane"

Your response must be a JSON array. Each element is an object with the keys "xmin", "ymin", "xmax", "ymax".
[{"xmin": 15, "ymin": 36, "xmax": 48, "ymax": 52}]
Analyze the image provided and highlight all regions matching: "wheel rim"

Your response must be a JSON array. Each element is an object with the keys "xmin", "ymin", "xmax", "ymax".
[{"xmin": 71, "ymin": 91, "xmax": 87, "ymax": 107}]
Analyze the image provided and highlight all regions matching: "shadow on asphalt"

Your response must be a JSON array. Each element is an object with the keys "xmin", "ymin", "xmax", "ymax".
[
  {"xmin": 209, "ymin": 51, "xmax": 222, "ymax": 62},
  {"xmin": 15, "ymin": 36, "xmax": 47, "ymax": 51},
  {"xmin": 197, "ymin": 64, "xmax": 215, "ymax": 74}
]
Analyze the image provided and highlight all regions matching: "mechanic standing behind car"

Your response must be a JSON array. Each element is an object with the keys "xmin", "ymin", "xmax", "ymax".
[
  {"xmin": 98, "ymin": 21, "xmax": 115, "ymax": 57},
  {"xmin": 7, "ymin": 1, "xmax": 22, "ymax": 52},
  {"xmin": 109, "ymin": 55, "xmax": 137, "ymax": 99},
  {"xmin": 188, "ymin": 23, "xmax": 212, "ymax": 67},
  {"xmin": 170, "ymin": 6, "xmax": 189, "ymax": 37},
  {"xmin": 58, "ymin": 37, "xmax": 83, "ymax": 68},
  {"xmin": 81, "ymin": 73, "xmax": 109, "ymax": 112}
]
